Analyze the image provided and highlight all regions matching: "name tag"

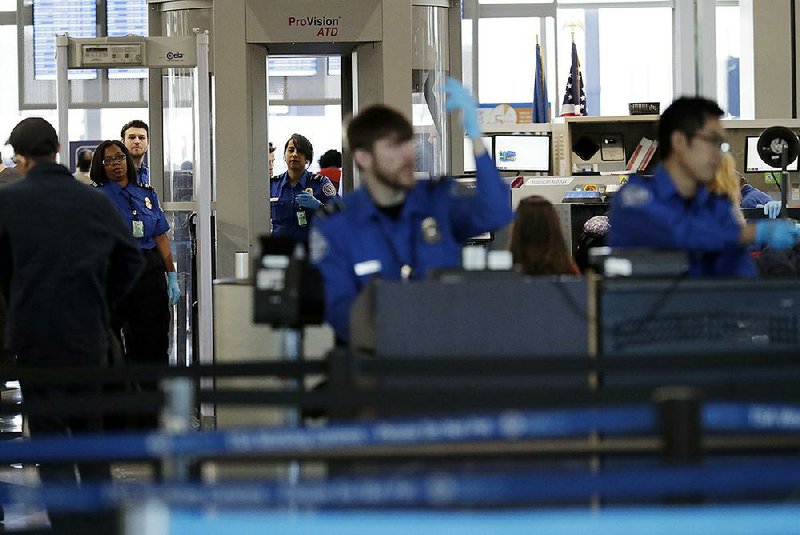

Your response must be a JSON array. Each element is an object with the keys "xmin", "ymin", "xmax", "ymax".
[
  {"xmin": 354, "ymin": 259, "xmax": 382, "ymax": 277},
  {"xmin": 270, "ymin": 197, "xmax": 279, "ymax": 202}
]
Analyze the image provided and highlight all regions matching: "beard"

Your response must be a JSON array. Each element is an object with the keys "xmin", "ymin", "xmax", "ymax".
[{"xmin": 373, "ymin": 164, "xmax": 414, "ymax": 192}]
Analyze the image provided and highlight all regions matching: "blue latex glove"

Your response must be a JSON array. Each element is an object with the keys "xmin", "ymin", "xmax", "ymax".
[
  {"xmin": 296, "ymin": 192, "xmax": 322, "ymax": 211},
  {"xmin": 445, "ymin": 78, "xmax": 481, "ymax": 140},
  {"xmin": 754, "ymin": 220, "xmax": 798, "ymax": 249},
  {"xmin": 757, "ymin": 200, "xmax": 782, "ymax": 219},
  {"xmin": 167, "ymin": 272, "xmax": 181, "ymax": 306}
]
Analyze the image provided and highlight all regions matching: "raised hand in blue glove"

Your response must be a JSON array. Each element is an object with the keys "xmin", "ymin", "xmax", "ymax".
[
  {"xmin": 167, "ymin": 271, "xmax": 181, "ymax": 306},
  {"xmin": 754, "ymin": 220, "xmax": 798, "ymax": 249},
  {"xmin": 445, "ymin": 77, "xmax": 481, "ymax": 140},
  {"xmin": 296, "ymin": 192, "xmax": 322, "ymax": 211},
  {"xmin": 756, "ymin": 200, "xmax": 782, "ymax": 219}
]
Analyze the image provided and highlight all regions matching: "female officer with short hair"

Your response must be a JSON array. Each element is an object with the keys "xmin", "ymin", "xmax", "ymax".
[
  {"xmin": 270, "ymin": 133, "xmax": 339, "ymax": 242},
  {"xmin": 90, "ymin": 140, "xmax": 181, "ymax": 388}
]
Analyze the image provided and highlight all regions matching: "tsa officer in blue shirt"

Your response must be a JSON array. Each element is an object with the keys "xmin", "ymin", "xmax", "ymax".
[
  {"xmin": 121, "ymin": 119, "xmax": 150, "ymax": 186},
  {"xmin": 310, "ymin": 79, "xmax": 514, "ymax": 342},
  {"xmin": 91, "ymin": 140, "xmax": 181, "ymax": 380},
  {"xmin": 270, "ymin": 133, "xmax": 339, "ymax": 242},
  {"xmin": 609, "ymin": 97, "xmax": 798, "ymax": 277}
]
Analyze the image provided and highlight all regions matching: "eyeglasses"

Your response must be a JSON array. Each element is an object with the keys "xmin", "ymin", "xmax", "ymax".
[
  {"xmin": 693, "ymin": 132, "xmax": 730, "ymax": 153},
  {"xmin": 102, "ymin": 154, "xmax": 127, "ymax": 166}
]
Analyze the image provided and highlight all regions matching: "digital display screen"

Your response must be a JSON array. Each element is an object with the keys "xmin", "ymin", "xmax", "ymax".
[
  {"xmin": 493, "ymin": 135, "xmax": 550, "ymax": 173},
  {"xmin": 746, "ymin": 136, "xmax": 799, "ymax": 172},
  {"xmin": 107, "ymin": 0, "xmax": 148, "ymax": 79},
  {"xmin": 33, "ymin": 0, "xmax": 97, "ymax": 80},
  {"xmin": 464, "ymin": 136, "xmax": 494, "ymax": 173}
]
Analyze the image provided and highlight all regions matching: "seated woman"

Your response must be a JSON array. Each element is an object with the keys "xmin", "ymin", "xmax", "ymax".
[
  {"xmin": 711, "ymin": 153, "xmax": 780, "ymax": 219},
  {"xmin": 509, "ymin": 195, "xmax": 578, "ymax": 275},
  {"xmin": 709, "ymin": 153, "xmax": 746, "ymax": 226}
]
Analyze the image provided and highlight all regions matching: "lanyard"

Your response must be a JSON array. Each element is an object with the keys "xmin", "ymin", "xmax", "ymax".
[
  {"xmin": 120, "ymin": 188, "xmax": 141, "ymax": 221},
  {"xmin": 375, "ymin": 210, "xmax": 417, "ymax": 280}
]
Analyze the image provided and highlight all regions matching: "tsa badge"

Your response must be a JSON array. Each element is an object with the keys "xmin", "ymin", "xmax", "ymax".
[
  {"xmin": 144, "ymin": 196, "xmax": 153, "ymax": 210},
  {"xmin": 421, "ymin": 217, "xmax": 441, "ymax": 244}
]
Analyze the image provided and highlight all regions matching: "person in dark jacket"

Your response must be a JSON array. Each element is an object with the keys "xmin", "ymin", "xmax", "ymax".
[{"xmin": 0, "ymin": 117, "xmax": 144, "ymax": 531}]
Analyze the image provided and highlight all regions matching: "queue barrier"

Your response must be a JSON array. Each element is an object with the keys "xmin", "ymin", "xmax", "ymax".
[
  {"xmin": 5, "ymin": 457, "xmax": 800, "ymax": 511},
  {"xmin": 0, "ymin": 402, "xmax": 798, "ymax": 464}
]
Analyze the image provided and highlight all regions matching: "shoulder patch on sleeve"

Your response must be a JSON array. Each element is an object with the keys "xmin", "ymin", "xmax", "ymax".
[
  {"xmin": 619, "ymin": 183, "xmax": 652, "ymax": 207},
  {"xmin": 309, "ymin": 227, "xmax": 329, "ymax": 264},
  {"xmin": 322, "ymin": 182, "xmax": 337, "ymax": 197}
]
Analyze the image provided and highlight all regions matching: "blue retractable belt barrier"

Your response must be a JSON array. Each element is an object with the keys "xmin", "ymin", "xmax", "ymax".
[
  {"xmin": 704, "ymin": 402, "xmax": 800, "ymax": 433},
  {"xmin": 4, "ymin": 458, "xmax": 800, "ymax": 511},
  {"xmin": 0, "ymin": 406, "xmax": 657, "ymax": 462},
  {"xmin": 0, "ymin": 403, "xmax": 798, "ymax": 464}
]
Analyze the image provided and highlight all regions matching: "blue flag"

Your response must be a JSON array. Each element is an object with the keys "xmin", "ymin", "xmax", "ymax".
[
  {"xmin": 560, "ymin": 41, "xmax": 587, "ymax": 117},
  {"xmin": 532, "ymin": 42, "xmax": 550, "ymax": 123}
]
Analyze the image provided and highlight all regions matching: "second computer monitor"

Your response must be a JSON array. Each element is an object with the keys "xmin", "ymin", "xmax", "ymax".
[
  {"xmin": 745, "ymin": 135, "xmax": 799, "ymax": 172},
  {"xmin": 464, "ymin": 136, "xmax": 494, "ymax": 173},
  {"xmin": 494, "ymin": 134, "xmax": 551, "ymax": 173}
]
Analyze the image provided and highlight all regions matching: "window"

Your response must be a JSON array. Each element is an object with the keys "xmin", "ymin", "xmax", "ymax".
[
  {"xmin": 716, "ymin": 4, "xmax": 740, "ymax": 117},
  {"xmin": 466, "ymin": 2, "xmax": 673, "ymax": 117},
  {"xmin": 107, "ymin": 0, "xmax": 148, "ymax": 79},
  {"xmin": 33, "ymin": 0, "xmax": 96, "ymax": 80},
  {"xmin": 478, "ymin": 17, "xmax": 540, "ymax": 104},
  {"xmin": 555, "ymin": 7, "xmax": 672, "ymax": 116}
]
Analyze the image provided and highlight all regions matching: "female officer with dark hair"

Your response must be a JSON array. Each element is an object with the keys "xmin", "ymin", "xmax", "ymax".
[
  {"xmin": 270, "ymin": 133, "xmax": 339, "ymax": 242},
  {"xmin": 90, "ymin": 140, "xmax": 181, "ymax": 399}
]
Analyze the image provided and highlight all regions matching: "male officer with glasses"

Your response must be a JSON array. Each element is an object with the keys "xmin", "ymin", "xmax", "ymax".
[{"xmin": 610, "ymin": 97, "xmax": 799, "ymax": 276}]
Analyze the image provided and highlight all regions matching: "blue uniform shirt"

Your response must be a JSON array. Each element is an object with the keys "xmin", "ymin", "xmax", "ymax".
[
  {"xmin": 740, "ymin": 183, "xmax": 774, "ymax": 208},
  {"xmin": 609, "ymin": 164, "xmax": 756, "ymax": 278},
  {"xmin": 310, "ymin": 152, "xmax": 514, "ymax": 341},
  {"xmin": 136, "ymin": 162, "xmax": 149, "ymax": 186},
  {"xmin": 96, "ymin": 180, "xmax": 170, "ymax": 250},
  {"xmin": 270, "ymin": 170, "xmax": 339, "ymax": 242}
]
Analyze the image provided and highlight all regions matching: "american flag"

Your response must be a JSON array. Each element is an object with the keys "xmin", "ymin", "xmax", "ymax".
[{"xmin": 560, "ymin": 41, "xmax": 587, "ymax": 117}]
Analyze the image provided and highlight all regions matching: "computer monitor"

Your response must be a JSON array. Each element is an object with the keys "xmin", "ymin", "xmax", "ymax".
[
  {"xmin": 464, "ymin": 136, "xmax": 494, "ymax": 173},
  {"xmin": 745, "ymin": 135, "xmax": 799, "ymax": 172},
  {"xmin": 494, "ymin": 134, "xmax": 551, "ymax": 173}
]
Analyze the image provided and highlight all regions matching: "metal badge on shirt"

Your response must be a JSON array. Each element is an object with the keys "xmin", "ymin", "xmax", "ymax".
[
  {"xmin": 421, "ymin": 217, "xmax": 441, "ymax": 244},
  {"xmin": 144, "ymin": 196, "xmax": 153, "ymax": 210}
]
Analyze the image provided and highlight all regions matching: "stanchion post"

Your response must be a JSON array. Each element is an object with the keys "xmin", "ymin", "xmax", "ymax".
[
  {"xmin": 654, "ymin": 386, "xmax": 702, "ymax": 465},
  {"xmin": 327, "ymin": 347, "xmax": 357, "ymax": 418},
  {"xmin": 160, "ymin": 377, "xmax": 194, "ymax": 482},
  {"xmin": 281, "ymin": 327, "xmax": 303, "ymax": 485}
]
